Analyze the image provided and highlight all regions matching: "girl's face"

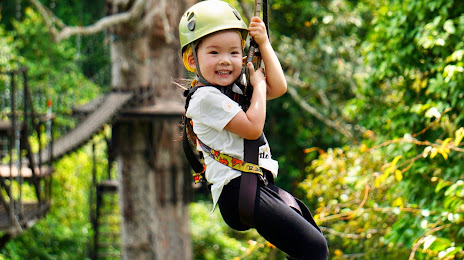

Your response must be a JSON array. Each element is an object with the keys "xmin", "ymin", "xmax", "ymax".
[{"xmin": 193, "ymin": 30, "xmax": 243, "ymax": 86}]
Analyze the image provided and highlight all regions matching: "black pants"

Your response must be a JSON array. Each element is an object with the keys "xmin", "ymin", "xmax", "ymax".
[{"xmin": 218, "ymin": 177, "xmax": 329, "ymax": 260}]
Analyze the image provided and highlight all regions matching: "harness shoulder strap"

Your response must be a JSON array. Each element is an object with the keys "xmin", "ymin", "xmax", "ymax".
[
  {"xmin": 182, "ymin": 117, "xmax": 205, "ymax": 182},
  {"xmin": 183, "ymin": 86, "xmax": 206, "ymax": 183}
]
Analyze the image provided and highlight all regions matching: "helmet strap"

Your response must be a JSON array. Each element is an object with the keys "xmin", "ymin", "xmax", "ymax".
[{"xmin": 191, "ymin": 43, "xmax": 211, "ymax": 85}]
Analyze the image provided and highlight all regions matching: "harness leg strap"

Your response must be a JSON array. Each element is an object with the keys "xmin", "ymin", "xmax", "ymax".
[
  {"xmin": 238, "ymin": 172, "xmax": 258, "ymax": 227},
  {"xmin": 238, "ymin": 137, "xmax": 262, "ymax": 227},
  {"xmin": 267, "ymin": 182, "xmax": 322, "ymax": 233}
]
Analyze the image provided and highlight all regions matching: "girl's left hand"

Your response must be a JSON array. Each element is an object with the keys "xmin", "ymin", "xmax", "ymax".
[
  {"xmin": 248, "ymin": 16, "xmax": 269, "ymax": 46},
  {"xmin": 247, "ymin": 62, "xmax": 266, "ymax": 89}
]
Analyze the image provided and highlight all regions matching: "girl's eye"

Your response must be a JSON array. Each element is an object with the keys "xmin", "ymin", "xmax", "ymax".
[
  {"xmin": 231, "ymin": 51, "xmax": 239, "ymax": 55},
  {"xmin": 209, "ymin": 51, "xmax": 218, "ymax": 54}
]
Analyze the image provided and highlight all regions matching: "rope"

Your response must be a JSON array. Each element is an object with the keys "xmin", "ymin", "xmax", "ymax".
[{"xmin": 263, "ymin": 0, "xmax": 269, "ymax": 39}]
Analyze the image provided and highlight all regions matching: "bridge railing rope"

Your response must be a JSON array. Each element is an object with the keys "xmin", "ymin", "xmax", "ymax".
[{"xmin": 0, "ymin": 67, "xmax": 55, "ymax": 245}]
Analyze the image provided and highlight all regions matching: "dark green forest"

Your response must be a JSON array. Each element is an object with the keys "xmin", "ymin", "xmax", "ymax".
[{"xmin": 0, "ymin": 0, "xmax": 463, "ymax": 259}]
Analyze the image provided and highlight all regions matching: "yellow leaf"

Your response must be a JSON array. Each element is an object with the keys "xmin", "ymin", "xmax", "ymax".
[
  {"xmin": 395, "ymin": 169, "xmax": 403, "ymax": 181},
  {"xmin": 391, "ymin": 155, "xmax": 402, "ymax": 166},
  {"xmin": 383, "ymin": 155, "xmax": 402, "ymax": 178},
  {"xmin": 375, "ymin": 174, "xmax": 387, "ymax": 187},
  {"xmin": 375, "ymin": 171, "xmax": 389, "ymax": 187},
  {"xmin": 438, "ymin": 148, "xmax": 449, "ymax": 160},
  {"xmin": 384, "ymin": 166, "xmax": 393, "ymax": 176},
  {"xmin": 430, "ymin": 148, "xmax": 438, "ymax": 158},
  {"xmin": 360, "ymin": 143, "xmax": 368, "ymax": 152},
  {"xmin": 455, "ymin": 127, "xmax": 464, "ymax": 146},
  {"xmin": 265, "ymin": 241, "xmax": 276, "ymax": 248},
  {"xmin": 334, "ymin": 249, "xmax": 343, "ymax": 256},
  {"xmin": 442, "ymin": 137, "xmax": 453, "ymax": 146},
  {"xmin": 392, "ymin": 197, "xmax": 404, "ymax": 208}
]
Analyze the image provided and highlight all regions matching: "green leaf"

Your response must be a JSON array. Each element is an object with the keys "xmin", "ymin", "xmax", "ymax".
[{"xmin": 443, "ymin": 20, "xmax": 455, "ymax": 34}]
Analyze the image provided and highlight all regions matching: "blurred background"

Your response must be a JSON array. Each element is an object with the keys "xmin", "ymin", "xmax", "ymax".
[{"xmin": 0, "ymin": 0, "xmax": 463, "ymax": 259}]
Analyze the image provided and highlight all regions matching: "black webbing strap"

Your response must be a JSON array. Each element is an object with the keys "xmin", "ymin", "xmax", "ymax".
[
  {"xmin": 238, "ymin": 135, "xmax": 265, "ymax": 227},
  {"xmin": 263, "ymin": 0, "xmax": 269, "ymax": 39},
  {"xmin": 182, "ymin": 118, "xmax": 204, "ymax": 174}
]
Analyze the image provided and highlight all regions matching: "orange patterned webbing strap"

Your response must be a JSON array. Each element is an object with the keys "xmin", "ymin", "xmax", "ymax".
[{"xmin": 195, "ymin": 139, "xmax": 263, "ymax": 183}]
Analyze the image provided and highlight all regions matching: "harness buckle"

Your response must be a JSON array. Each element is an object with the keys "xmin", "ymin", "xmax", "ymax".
[{"xmin": 259, "ymin": 173, "xmax": 268, "ymax": 186}]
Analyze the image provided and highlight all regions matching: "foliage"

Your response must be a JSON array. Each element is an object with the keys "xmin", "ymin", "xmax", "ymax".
[
  {"xmin": 1, "ymin": 6, "xmax": 102, "ymax": 137},
  {"xmin": 9, "ymin": 7, "xmax": 101, "ymax": 130},
  {"xmin": 265, "ymin": 0, "xmax": 371, "ymax": 191},
  {"xmin": 289, "ymin": 0, "xmax": 464, "ymax": 259},
  {"xmin": 1, "ymin": 0, "xmax": 111, "ymax": 87},
  {"xmin": 1, "ymin": 7, "xmax": 108, "ymax": 254},
  {"xmin": 0, "ymin": 145, "xmax": 100, "ymax": 259},
  {"xmin": 300, "ymin": 146, "xmax": 411, "ymax": 259},
  {"xmin": 190, "ymin": 201, "xmax": 287, "ymax": 260},
  {"xmin": 246, "ymin": 0, "xmax": 464, "ymax": 258},
  {"xmin": 0, "ymin": 26, "xmax": 21, "ymax": 71}
]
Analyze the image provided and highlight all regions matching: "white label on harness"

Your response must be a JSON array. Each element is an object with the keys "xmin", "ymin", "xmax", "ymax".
[{"xmin": 258, "ymin": 142, "xmax": 279, "ymax": 178}]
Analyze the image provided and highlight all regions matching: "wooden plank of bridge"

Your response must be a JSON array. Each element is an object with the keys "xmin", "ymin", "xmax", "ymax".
[
  {"xmin": 0, "ymin": 121, "xmax": 11, "ymax": 133},
  {"xmin": 40, "ymin": 92, "xmax": 133, "ymax": 162},
  {"xmin": 0, "ymin": 165, "xmax": 54, "ymax": 178},
  {"xmin": 0, "ymin": 202, "xmax": 50, "ymax": 232}
]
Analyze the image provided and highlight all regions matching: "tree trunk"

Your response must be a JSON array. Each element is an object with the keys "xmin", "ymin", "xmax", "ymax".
[
  {"xmin": 114, "ymin": 119, "xmax": 192, "ymax": 259},
  {"xmin": 109, "ymin": 0, "xmax": 194, "ymax": 259}
]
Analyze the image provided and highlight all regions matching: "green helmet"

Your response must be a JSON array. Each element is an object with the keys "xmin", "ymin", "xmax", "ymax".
[{"xmin": 179, "ymin": 0, "xmax": 248, "ymax": 54}]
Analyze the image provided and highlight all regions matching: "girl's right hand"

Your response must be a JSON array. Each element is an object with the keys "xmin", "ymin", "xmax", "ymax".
[
  {"xmin": 224, "ymin": 62, "xmax": 267, "ymax": 140},
  {"xmin": 247, "ymin": 62, "xmax": 266, "ymax": 90}
]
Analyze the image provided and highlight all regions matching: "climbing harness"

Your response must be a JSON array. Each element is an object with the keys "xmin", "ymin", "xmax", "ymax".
[{"xmin": 182, "ymin": 85, "xmax": 321, "ymax": 231}]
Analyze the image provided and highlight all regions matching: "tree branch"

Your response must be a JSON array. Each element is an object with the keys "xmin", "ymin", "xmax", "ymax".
[
  {"xmin": 287, "ymin": 84, "xmax": 358, "ymax": 143},
  {"xmin": 141, "ymin": 0, "xmax": 173, "ymax": 43},
  {"xmin": 367, "ymin": 137, "xmax": 464, "ymax": 153},
  {"xmin": 319, "ymin": 226, "xmax": 370, "ymax": 239},
  {"xmin": 408, "ymin": 223, "xmax": 451, "ymax": 260},
  {"xmin": 29, "ymin": 0, "xmax": 149, "ymax": 42},
  {"xmin": 158, "ymin": 0, "xmax": 174, "ymax": 44},
  {"xmin": 236, "ymin": 0, "xmax": 252, "ymax": 21}
]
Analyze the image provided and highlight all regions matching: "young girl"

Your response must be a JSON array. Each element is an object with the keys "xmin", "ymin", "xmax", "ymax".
[{"xmin": 179, "ymin": 1, "xmax": 328, "ymax": 259}]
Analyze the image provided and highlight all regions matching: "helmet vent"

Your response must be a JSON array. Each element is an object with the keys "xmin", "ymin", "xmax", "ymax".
[
  {"xmin": 187, "ymin": 12, "xmax": 194, "ymax": 21},
  {"xmin": 188, "ymin": 19, "xmax": 196, "ymax": 31}
]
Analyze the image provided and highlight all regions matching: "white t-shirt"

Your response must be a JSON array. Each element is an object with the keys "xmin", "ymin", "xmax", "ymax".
[{"xmin": 186, "ymin": 85, "xmax": 279, "ymax": 210}]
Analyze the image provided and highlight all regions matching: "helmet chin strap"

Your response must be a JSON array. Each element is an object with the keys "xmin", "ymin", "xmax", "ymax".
[{"xmin": 191, "ymin": 43, "xmax": 211, "ymax": 85}]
